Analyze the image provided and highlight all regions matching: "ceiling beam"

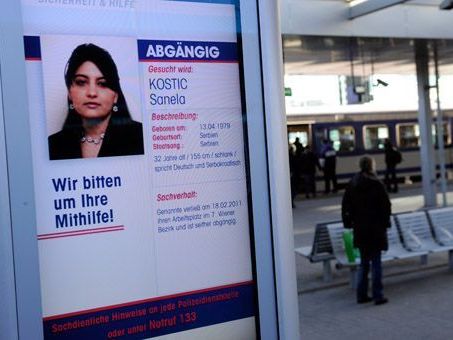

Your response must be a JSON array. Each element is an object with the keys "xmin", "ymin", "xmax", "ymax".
[{"xmin": 349, "ymin": 0, "xmax": 409, "ymax": 20}]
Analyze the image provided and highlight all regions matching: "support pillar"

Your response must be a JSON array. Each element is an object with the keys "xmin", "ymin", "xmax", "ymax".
[{"xmin": 415, "ymin": 40, "xmax": 437, "ymax": 207}]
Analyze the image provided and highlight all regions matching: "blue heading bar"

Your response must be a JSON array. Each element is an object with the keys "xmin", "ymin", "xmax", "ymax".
[{"xmin": 138, "ymin": 39, "xmax": 237, "ymax": 62}]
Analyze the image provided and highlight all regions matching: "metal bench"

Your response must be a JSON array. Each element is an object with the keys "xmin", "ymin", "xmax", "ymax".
[
  {"xmin": 427, "ymin": 207, "xmax": 453, "ymax": 245},
  {"xmin": 326, "ymin": 222, "xmax": 399, "ymax": 287},
  {"xmin": 297, "ymin": 211, "xmax": 453, "ymax": 286},
  {"xmin": 426, "ymin": 207, "xmax": 453, "ymax": 270},
  {"xmin": 326, "ymin": 218, "xmax": 429, "ymax": 288},
  {"xmin": 395, "ymin": 211, "xmax": 453, "ymax": 269},
  {"xmin": 295, "ymin": 223, "xmax": 335, "ymax": 282},
  {"xmin": 382, "ymin": 216, "xmax": 428, "ymax": 261},
  {"xmin": 326, "ymin": 222, "xmax": 363, "ymax": 287}
]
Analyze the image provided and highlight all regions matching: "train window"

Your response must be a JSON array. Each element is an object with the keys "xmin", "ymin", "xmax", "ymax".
[
  {"xmin": 329, "ymin": 126, "xmax": 355, "ymax": 152},
  {"xmin": 288, "ymin": 125, "xmax": 310, "ymax": 146},
  {"xmin": 397, "ymin": 123, "xmax": 420, "ymax": 148},
  {"xmin": 288, "ymin": 131, "xmax": 308, "ymax": 146},
  {"xmin": 432, "ymin": 122, "xmax": 451, "ymax": 146},
  {"xmin": 363, "ymin": 125, "xmax": 389, "ymax": 150}
]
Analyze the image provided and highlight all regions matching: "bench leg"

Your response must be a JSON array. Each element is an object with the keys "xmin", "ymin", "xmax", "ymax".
[
  {"xmin": 449, "ymin": 250, "xmax": 453, "ymax": 272},
  {"xmin": 322, "ymin": 260, "xmax": 332, "ymax": 282},
  {"xmin": 420, "ymin": 254, "xmax": 428, "ymax": 265},
  {"xmin": 349, "ymin": 267, "xmax": 358, "ymax": 289}
]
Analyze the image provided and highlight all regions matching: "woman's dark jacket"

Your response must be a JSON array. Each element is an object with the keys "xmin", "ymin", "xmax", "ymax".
[
  {"xmin": 341, "ymin": 172, "xmax": 391, "ymax": 252},
  {"xmin": 48, "ymin": 119, "xmax": 144, "ymax": 160}
]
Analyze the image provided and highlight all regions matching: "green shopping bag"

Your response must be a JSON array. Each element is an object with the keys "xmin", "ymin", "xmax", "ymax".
[{"xmin": 343, "ymin": 230, "xmax": 359, "ymax": 263}]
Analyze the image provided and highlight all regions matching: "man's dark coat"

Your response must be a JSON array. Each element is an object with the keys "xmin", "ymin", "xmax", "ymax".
[{"xmin": 342, "ymin": 172, "xmax": 391, "ymax": 252}]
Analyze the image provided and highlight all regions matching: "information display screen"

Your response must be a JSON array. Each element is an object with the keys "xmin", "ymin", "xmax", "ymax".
[{"xmin": 20, "ymin": 0, "xmax": 259, "ymax": 338}]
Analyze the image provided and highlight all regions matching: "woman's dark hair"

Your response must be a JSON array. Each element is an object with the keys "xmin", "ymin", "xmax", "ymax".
[{"xmin": 62, "ymin": 43, "xmax": 132, "ymax": 130}]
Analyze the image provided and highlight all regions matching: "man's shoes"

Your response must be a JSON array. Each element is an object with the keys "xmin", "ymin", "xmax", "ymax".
[
  {"xmin": 374, "ymin": 298, "xmax": 388, "ymax": 305},
  {"xmin": 357, "ymin": 296, "xmax": 373, "ymax": 304}
]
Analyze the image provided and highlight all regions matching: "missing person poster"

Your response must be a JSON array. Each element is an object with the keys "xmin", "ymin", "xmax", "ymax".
[{"xmin": 21, "ymin": 0, "xmax": 257, "ymax": 339}]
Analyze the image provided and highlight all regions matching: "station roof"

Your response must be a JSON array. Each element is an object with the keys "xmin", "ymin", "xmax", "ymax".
[
  {"xmin": 283, "ymin": 35, "xmax": 453, "ymax": 76},
  {"xmin": 281, "ymin": 0, "xmax": 453, "ymax": 76}
]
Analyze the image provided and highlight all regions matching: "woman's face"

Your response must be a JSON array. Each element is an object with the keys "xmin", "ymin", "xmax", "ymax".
[{"xmin": 68, "ymin": 61, "xmax": 118, "ymax": 120}]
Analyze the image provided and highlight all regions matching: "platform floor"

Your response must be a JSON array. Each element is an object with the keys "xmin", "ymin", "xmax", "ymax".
[{"xmin": 293, "ymin": 184, "xmax": 453, "ymax": 339}]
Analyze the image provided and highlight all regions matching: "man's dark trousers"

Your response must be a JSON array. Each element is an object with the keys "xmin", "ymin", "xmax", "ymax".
[{"xmin": 357, "ymin": 248, "xmax": 383, "ymax": 301}]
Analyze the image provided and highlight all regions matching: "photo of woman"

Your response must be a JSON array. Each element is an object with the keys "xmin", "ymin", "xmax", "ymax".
[{"xmin": 48, "ymin": 43, "xmax": 144, "ymax": 160}]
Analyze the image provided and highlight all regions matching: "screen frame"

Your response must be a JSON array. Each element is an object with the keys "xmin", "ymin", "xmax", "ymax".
[
  {"xmin": 0, "ymin": 41, "xmax": 22, "ymax": 340},
  {"xmin": 239, "ymin": 1, "xmax": 280, "ymax": 339},
  {"xmin": 0, "ymin": 0, "xmax": 283, "ymax": 339},
  {"xmin": 0, "ymin": 1, "xmax": 43, "ymax": 339}
]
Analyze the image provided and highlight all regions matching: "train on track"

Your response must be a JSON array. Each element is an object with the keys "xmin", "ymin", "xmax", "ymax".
[{"xmin": 287, "ymin": 108, "xmax": 453, "ymax": 189}]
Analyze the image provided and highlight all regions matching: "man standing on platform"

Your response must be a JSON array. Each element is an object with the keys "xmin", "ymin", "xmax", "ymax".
[
  {"xmin": 384, "ymin": 139, "xmax": 401, "ymax": 193},
  {"xmin": 341, "ymin": 156, "xmax": 391, "ymax": 305},
  {"xmin": 319, "ymin": 139, "xmax": 337, "ymax": 194},
  {"xmin": 300, "ymin": 145, "xmax": 318, "ymax": 199},
  {"xmin": 292, "ymin": 137, "xmax": 304, "ymax": 196}
]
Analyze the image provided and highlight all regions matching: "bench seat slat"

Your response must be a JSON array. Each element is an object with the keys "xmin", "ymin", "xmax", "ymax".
[
  {"xmin": 427, "ymin": 207, "xmax": 453, "ymax": 247},
  {"xmin": 396, "ymin": 211, "xmax": 453, "ymax": 253}
]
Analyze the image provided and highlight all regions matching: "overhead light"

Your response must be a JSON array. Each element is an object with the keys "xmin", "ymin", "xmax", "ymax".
[
  {"xmin": 440, "ymin": 0, "xmax": 453, "ymax": 10},
  {"xmin": 348, "ymin": 0, "xmax": 366, "ymax": 4}
]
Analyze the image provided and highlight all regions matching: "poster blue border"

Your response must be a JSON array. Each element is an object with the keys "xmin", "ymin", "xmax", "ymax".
[{"xmin": 43, "ymin": 282, "xmax": 255, "ymax": 339}]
